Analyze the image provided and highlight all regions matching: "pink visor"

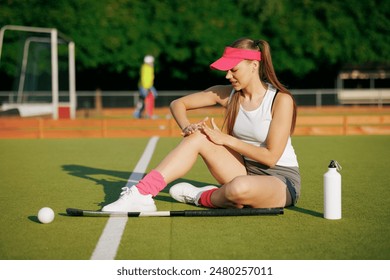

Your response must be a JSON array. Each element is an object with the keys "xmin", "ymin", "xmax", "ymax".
[{"xmin": 210, "ymin": 47, "xmax": 261, "ymax": 71}]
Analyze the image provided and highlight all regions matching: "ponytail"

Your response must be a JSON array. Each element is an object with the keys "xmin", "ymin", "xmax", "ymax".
[{"xmin": 257, "ymin": 40, "xmax": 297, "ymax": 134}]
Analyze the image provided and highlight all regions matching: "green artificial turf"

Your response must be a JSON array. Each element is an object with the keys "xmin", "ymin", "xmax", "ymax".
[{"xmin": 0, "ymin": 136, "xmax": 389, "ymax": 260}]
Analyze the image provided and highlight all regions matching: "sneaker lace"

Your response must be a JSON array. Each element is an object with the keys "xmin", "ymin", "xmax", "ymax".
[
  {"xmin": 182, "ymin": 193, "xmax": 197, "ymax": 204},
  {"xmin": 120, "ymin": 186, "xmax": 133, "ymax": 196},
  {"xmin": 182, "ymin": 196, "xmax": 191, "ymax": 203}
]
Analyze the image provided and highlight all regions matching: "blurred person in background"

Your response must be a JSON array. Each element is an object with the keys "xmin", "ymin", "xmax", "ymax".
[{"xmin": 134, "ymin": 55, "xmax": 158, "ymax": 119}]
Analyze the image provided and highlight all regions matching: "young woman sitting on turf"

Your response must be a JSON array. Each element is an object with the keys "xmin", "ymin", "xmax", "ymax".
[{"xmin": 102, "ymin": 38, "xmax": 300, "ymax": 212}]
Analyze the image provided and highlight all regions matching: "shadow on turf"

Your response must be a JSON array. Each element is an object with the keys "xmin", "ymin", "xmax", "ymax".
[
  {"xmin": 62, "ymin": 164, "xmax": 131, "ymax": 207},
  {"xmin": 28, "ymin": 215, "xmax": 40, "ymax": 223},
  {"xmin": 62, "ymin": 164, "xmax": 212, "ymax": 208},
  {"xmin": 288, "ymin": 206, "xmax": 322, "ymax": 217}
]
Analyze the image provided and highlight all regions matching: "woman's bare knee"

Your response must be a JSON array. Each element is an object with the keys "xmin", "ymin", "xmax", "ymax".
[
  {"xmin": 224, "ymin": 177, "xmax": 251, "ymax": 203},
  {"xmin": 181, "ymin": 131, "xmax": 210, "ymax": 150}
]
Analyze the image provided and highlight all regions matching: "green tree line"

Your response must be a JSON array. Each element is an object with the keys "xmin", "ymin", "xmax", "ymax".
[{"xmin": 0, "ymin": 0, "xmax": 389, "ymax": 90}]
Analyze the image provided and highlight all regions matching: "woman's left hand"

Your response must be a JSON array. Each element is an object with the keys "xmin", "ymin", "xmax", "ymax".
[{"xmin": 200, "ymin": 118, "xmax": 226, "ymax": 145}]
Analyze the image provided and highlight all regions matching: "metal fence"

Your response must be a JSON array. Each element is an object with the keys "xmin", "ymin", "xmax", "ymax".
[{"xmin": 1, "ymin": 88, "xmax": 389, "ymax": 109}]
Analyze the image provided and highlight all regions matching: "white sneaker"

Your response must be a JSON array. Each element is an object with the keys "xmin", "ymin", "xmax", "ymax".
[
  {"xmin": 102, "ymin": 186, "xmax": 157, "ymax": 212},
  {"xmin": 169, "ymin": 182, "xmax": 217, "ymax": 206}
]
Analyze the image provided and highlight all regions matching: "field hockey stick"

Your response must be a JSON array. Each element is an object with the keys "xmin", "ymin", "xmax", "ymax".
[{"xmin": 66, "ymin": 207, "xmax": 283, "ymax": 217}]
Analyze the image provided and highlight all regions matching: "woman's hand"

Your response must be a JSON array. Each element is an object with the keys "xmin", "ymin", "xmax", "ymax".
[
  {"xmin": 200, "ymin": 117, "xmax": 226, "ymax": 145},
  {"xmin": 181, "ymin": 117, "xmax": 208, "ymax": 136}
]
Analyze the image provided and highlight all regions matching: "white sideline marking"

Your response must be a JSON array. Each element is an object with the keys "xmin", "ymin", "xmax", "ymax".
[{"xmin": 90, "ymin": 136, "xmax": 159, "ymax": 260}]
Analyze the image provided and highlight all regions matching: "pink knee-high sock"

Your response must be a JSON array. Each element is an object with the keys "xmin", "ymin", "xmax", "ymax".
[
  {"xmin": 199, "ymin": 188, "xmax": 218, "ymax": 208},
  {"xmin": 136, "ymin": 170, "xmax": 166, "ymax": 197}
]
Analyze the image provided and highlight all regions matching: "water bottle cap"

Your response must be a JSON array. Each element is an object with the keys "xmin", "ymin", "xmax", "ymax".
[{"xmin": 328, "ymin": 160, "xmax": 342, "ymax": 171}]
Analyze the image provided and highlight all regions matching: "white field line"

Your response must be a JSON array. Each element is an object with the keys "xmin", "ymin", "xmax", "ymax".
[{"xmin": 90, "ymin": 136, "xmax": 159, "ymax": 260}]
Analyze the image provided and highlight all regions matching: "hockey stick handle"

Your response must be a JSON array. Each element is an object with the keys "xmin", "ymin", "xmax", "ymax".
[
  {"xmin": 181, "ymin": 207, "xmax": 283, "ymax": 216},
  {"xmin": 66, "ymin": 207, "xmax": 283, "ymax": 217}
]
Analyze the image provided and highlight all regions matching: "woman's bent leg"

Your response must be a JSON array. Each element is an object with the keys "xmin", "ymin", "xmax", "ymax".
[
  {"xmin": 102, "ymin": 131, "xmax": 248, "ymax": 212},
  {"xmin": 211, "ymin": 175, "xmax": 292, "ymax": 208},
  {"xmin": 155, "ymin": 131, "xmax": 246, "ymax": 184}
]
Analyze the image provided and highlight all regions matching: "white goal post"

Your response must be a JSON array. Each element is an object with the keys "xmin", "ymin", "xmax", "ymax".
[{"xmin": 0, "ymin": 25, "xmax": 76, "ymax": 119}]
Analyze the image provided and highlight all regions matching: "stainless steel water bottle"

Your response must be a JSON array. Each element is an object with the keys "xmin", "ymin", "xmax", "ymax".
[{"xmin": 324, "ymin": 160, "xmax": 342, "ymax": 220}]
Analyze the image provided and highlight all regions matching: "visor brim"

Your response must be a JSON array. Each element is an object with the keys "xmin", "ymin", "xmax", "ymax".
[{"xmin": 210, "ymin": 57, "xmax": 243, "ymax": 71}]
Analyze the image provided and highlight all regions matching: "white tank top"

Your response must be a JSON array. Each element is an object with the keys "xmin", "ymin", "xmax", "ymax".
[{"xmin": 232, "ymin": 84, "xmax": 299, "ymax": 167}]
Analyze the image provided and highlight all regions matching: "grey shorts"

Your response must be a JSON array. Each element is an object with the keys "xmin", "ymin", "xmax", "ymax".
[{"xmin": 243, "ymin": 159, "xmax": 301, "ymax": 205}]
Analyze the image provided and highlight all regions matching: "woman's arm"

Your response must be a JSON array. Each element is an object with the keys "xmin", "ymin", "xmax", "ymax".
[{"xmin": 170, "ymin": 85, "xmax": 232, "ymax": 132}]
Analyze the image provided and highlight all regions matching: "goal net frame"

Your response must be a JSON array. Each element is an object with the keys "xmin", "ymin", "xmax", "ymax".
[{"xmin": 0, "ymin": 25, "xmax": 76, "ymax": 119}]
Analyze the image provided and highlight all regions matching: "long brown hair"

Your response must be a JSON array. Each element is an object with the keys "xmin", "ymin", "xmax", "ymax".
[{"xmin": 222, "ymin": 38, "xmax": 297, "ymax": 135}]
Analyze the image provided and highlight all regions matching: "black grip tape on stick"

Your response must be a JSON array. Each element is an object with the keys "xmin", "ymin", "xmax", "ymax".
[{"xmin": 66, "ymin": 207, "xmax": 284, "ymax": 217}]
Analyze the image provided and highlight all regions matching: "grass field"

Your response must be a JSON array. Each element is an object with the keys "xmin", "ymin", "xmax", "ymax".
[{"xmin": 0, "ymin": 135, "xmax": 389, "ymax": 260}]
